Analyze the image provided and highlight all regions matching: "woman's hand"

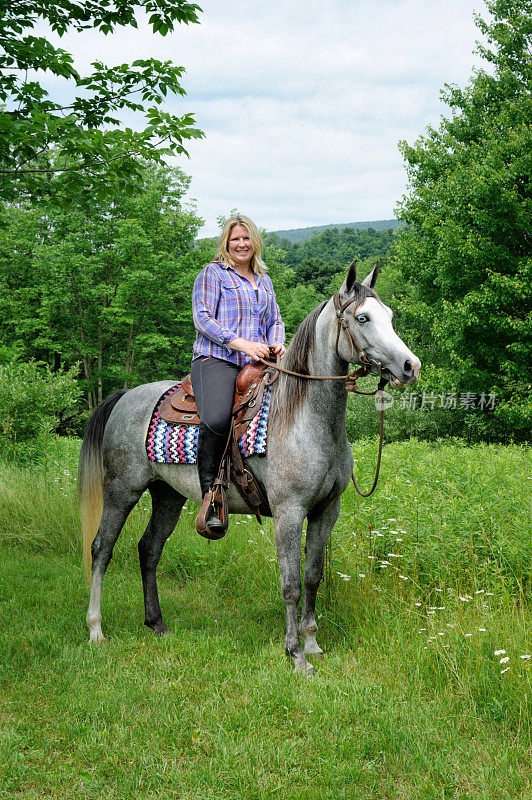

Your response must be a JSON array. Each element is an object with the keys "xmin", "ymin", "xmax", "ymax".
[{"xmin": 228, "ymin": 337, "xmax": 271, "ymax": 361}]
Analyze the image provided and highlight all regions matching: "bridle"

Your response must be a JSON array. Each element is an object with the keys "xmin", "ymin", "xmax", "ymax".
[
  {"xmin": 333, "ymin": 291, "xmax": 374, "ymax": 370},
  {"xmin": 258, "ymin": 291, "xmax": 389, "ymax": 497}
]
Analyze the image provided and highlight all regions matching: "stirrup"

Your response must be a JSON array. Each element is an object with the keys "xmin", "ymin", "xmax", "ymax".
[{"xmin": 195, "ymin": 490, "xmax": 228, "ymax": 541}]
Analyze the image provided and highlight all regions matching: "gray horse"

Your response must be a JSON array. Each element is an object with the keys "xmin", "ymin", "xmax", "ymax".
[{"xmin": 79, "ymin": 262, "xmax": 420, "ymax": 674}]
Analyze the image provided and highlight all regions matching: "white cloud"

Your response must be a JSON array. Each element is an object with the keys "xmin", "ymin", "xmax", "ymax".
[{"xmin": 33, "ymin": 0, "xmax": 488, "ymax": 234}]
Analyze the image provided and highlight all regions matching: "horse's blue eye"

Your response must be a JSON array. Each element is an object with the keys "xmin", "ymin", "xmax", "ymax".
[{"xmin": 356, "ymin": 315, "xmax": 369, "ymax": 323}]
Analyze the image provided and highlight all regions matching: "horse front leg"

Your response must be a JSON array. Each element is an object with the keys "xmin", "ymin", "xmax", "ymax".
[
  {"xmin": 273, "ymin": 504, "xmax": 313, "ymax": 675},
  {"xmin": 299, "ymin": 496, "xmax": 341, "ymax": 658}
]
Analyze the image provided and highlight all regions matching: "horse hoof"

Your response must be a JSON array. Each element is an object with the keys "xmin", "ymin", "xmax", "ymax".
[
  {"xmin": 88, "ymin": 632, "xmax": 105, "ymax": 645},
  {"xmin": 293, "ymin": 659, "xmax": 315, "ymax": 677},
  {"xmin": 304, "ymin": 644, "xmax": 324, "ymax": 658},
  {"xmin": 149, "ymin": 622, "xmax": 171, "ymax": 636}
]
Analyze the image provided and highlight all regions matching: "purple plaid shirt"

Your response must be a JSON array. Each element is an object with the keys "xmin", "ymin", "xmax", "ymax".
[{"xmin": 192, "ymin": 261, "xmax": 285, "ymax": 367}]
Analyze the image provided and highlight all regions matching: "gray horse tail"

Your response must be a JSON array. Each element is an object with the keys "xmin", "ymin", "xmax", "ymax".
[{"xmin": 79, "ymin": 391, "xmax": 127, "ymax": 582}]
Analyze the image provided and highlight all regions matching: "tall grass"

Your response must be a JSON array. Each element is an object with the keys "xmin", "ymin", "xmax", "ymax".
[
  {"xmin": 2, "ymin": 436, "xmax": 528, "ymax": 593},
  {"xmin": 0, "ymin": 438, "xmax": 530, "ymax": 798}
]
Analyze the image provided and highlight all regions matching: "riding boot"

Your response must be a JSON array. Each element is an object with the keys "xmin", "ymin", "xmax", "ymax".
[{"xmin": 196, "ymin": 422, "xmax": 227, "ymax": 536}]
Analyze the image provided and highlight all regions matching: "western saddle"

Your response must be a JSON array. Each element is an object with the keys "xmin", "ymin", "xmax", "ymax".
[{"xmin": 158, "ymin": 352, "xmax": 278, "ymax": 538}]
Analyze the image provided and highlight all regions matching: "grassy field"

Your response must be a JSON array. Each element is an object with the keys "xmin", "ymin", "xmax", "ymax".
[{"xmin": 0, "ymin": 438, "xmax": 531, "ymax": 799}]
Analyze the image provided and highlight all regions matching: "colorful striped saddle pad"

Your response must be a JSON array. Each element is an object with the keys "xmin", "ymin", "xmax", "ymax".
[{"xmin": 146, "ymin": 384, "xmax": 271, "ymax": 463}]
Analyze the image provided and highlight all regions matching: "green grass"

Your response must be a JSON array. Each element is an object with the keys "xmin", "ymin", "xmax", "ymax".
[{"xmin": 0, "ymin": 438, "xmax": 531, "ymax": 798}]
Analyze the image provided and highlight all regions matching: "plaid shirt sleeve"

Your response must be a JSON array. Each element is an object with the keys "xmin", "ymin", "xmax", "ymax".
[
  {"xmin": 192, "ymin": 265, "xmax": 239, "ymax": 347},
  {"xmin": 264, "ymin": 276, "xmax": 285, "ymax": 345}
]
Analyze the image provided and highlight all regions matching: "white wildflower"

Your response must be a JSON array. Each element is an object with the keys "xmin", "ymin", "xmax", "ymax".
[
  {"xmin": 494, "ymin": 650, "xmax": 506, "ymax": 656},
  {"xmin": 520, "ymin": 655, "xmax": 531, "ymax": 660},
  {"xmin": 499, "ymin": 656, "xmax": 510, "ymax": 664},
  {"xmin": 335, "ymin": 572, "xmax": 350, "ymax": 581},
  {"xmin": 501, "ymin": 667, "xmax": 510, "ymax": 674}
]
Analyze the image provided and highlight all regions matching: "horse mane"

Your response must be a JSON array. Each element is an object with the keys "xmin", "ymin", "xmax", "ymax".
[
  {"xmin": 270, "ymin": 300, "xmax": 327, "ymax": 430},
  {"xmin": 270, "ymin": 283, "xmax": 380, "ymax": 431}
]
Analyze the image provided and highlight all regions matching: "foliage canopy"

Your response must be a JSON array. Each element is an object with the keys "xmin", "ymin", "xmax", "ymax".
[
  {"xmin": 0, "ymin": 0, "xmax": 204, "ymax": 204},
  {"xmin": 392, "ymin": 0, "xmax": 532, "ymax": 438},
  {"xmin": 0, "ymin": 166, "xmax": 203, "ymax": 410}
]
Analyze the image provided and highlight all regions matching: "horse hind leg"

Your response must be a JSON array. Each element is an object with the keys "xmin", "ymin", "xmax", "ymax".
[
  {"xmin": 138, "ymin": 480, "xmax": 185, "ymax": 636},
  {"xmin": 87, "ymin": 482, "xmax": 143, "ymax": 643},
  {"xmin": 299, "ymin": 497, "xmax": 341, "ymax": 658}
]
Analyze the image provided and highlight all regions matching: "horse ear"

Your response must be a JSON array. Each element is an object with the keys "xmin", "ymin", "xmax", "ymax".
[
  {"xmin": 362, "ymin": 261, "xmax": 379, "ymax": 290},
  {"xmin": 343, "ymin": 259, "xmax": 357, "ymax": 294}
]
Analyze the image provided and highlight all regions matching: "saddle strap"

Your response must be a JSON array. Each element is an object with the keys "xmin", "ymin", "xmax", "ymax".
[{"xmin": 230, "ymin": 421, "xmax": 271, "ymax": 522}]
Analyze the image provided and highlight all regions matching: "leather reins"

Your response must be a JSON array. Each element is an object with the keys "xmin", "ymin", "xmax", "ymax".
[{"xmin": 258, "ymin": 291, "xmax": 388, "ymax": 497}]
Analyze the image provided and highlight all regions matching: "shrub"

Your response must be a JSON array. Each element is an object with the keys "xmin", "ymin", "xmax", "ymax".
[{"xmin": 0, "ymin": 360, "xmax": 81, "ymax": 461}]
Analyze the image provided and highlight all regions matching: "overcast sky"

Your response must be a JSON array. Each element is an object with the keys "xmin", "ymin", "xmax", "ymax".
[{"xmin": 44, "ymin": 0, "xmax": 487, "ymax": 235}]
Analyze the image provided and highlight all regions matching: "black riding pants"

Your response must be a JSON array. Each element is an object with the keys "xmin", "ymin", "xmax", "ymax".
[{"xmin": 190, "ymin": 356, "xmax": 240, "ymax": 436}]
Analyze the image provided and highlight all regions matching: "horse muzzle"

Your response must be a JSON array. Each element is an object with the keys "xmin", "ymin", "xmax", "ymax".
[{"xmin": 381, "ymin": 356, "xmax": 421, "ymax": 388}]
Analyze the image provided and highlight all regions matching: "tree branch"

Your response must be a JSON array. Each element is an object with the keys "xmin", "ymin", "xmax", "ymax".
[{"xmin": 1, "ymin": 135, "xmax": 171, "ymax": 174}]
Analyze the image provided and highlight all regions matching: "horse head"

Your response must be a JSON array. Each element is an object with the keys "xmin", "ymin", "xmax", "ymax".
[{"xmin": 335, "ymin": 260, "xmax": 421, "ymax": 387}]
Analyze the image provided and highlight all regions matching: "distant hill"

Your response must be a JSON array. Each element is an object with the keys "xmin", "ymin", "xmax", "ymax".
[{"xmin": 271, "ymin": 219, "xmax": 401, "ymax": 244}]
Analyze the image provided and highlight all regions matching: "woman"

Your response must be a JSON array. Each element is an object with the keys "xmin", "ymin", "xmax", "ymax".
[{"xmin": 191, "ymin": 214, "xmax": 286, "ymax": 536}]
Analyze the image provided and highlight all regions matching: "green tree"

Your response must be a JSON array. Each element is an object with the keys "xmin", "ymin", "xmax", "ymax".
[
  {"xmin": 266, "ymin": 226, "xmax": 397, "ymax": 298},
  {"xmin": 0, "ymin": 0, "xmax": 203, "ymax": 204},
  {"xmin": 0, "ymin": 166, "xmax": 203, "ymax": 409},
  {"xmin": 392, "ymin": 0, "xmax": 531, "ymax": 439}
]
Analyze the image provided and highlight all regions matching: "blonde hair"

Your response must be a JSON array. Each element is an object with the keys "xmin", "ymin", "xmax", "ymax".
[{"xmin": 215, "ymin": 215, "xmax": 267, "ymax": 276}]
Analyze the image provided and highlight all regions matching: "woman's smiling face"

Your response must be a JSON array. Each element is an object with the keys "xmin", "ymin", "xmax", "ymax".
[{"xmin": 228, "ymin": 224, "xmax": 254, "ymax": 270}]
